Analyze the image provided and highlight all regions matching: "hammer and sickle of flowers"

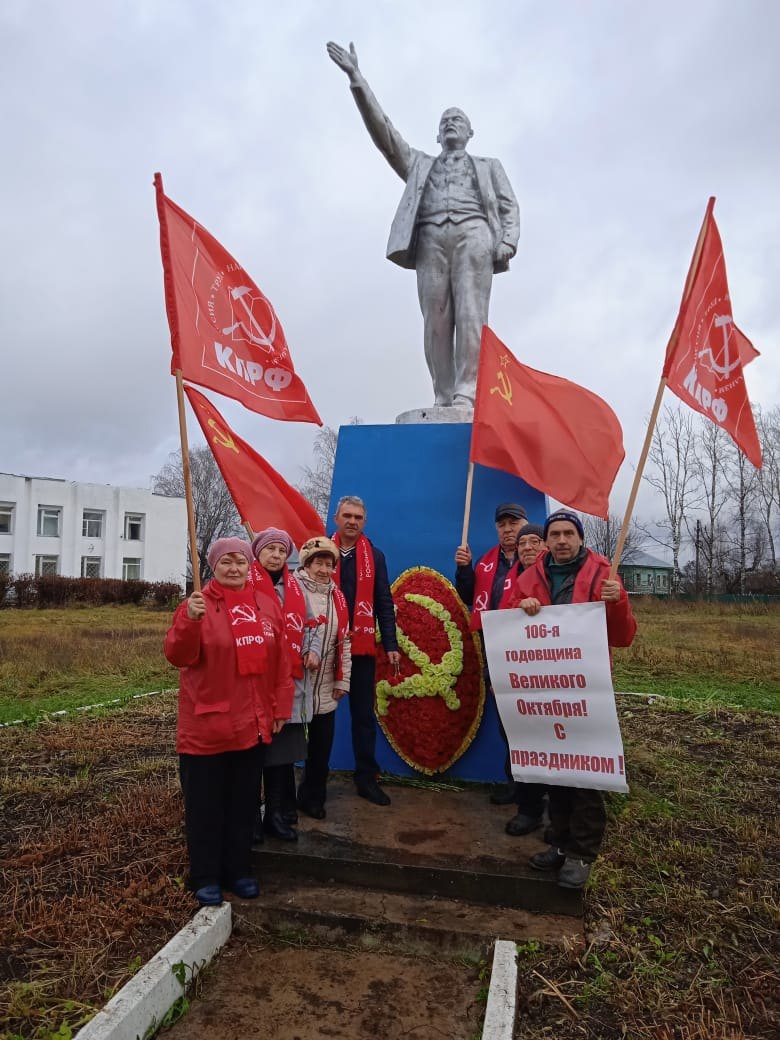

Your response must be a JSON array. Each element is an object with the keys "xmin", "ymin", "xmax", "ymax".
[{"xmin": 375, "ymin": 594, "xmax": 464, "ymax": 717}]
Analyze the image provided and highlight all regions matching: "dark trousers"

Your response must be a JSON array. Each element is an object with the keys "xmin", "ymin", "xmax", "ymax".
[
  {"xmin": 179, "ymin": 743, "xmax": 263, "ymax": 890},
  {"xmin": 491, "ymin": 671, "xmax": 546, "ymax": 816},
  {"xmin": 297, "ymin": 711, "xmax": 336, "ymax": 809},
  {"xmin": 348, "ymin": 655, "xmax": 380, "ymax": 783},
  {"xmin": 263, "ymin": 762, "xmax": 297, "ymax": 816},
  {"xmin": 548, "ymin": 786, "xmax": 607, "ymax": 862}
]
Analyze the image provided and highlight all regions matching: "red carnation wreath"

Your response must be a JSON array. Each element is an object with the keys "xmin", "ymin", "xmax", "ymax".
[{"xmin": 375, "ymin": 566, "xmax": 485, "ymax": 774}]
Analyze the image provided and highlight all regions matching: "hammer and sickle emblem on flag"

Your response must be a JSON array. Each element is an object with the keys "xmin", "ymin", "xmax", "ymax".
[
  {"xmin": 489, "ymin": 360, "xmax": 513, "ymax": 406},
  {"xmin": 208, "ymin": 418, "xmax": 239, "ymax": 454}
]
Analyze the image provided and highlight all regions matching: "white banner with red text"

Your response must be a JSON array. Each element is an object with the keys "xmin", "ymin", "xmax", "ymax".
[{"xmin": 481, "ymin": 602, "xmax": 628, "ymax": 792}]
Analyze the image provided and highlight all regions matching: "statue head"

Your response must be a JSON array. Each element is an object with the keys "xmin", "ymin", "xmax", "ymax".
[{"xmin": 437, "ymin": 108, "xmax": 473, "ymax": 150}]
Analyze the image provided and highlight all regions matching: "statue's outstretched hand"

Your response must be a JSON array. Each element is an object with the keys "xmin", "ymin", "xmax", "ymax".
[{"xmin": 327, "ymin": 40, "xmax": 359, "ymax": 76}]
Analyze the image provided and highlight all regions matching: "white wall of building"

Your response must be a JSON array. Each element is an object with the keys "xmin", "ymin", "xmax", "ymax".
[{"xmin": 0, "ymin": 473, "xmax": 186, "ymax": 584}]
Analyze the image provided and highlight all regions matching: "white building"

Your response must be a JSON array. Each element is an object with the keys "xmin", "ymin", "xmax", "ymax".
[{"xmin": 0, "ymin": 472, "xmax": 187, "ymax": 584}]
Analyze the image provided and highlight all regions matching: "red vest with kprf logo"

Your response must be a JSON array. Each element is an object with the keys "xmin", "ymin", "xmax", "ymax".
[{"xmin": 469, "ymin": 546, "xmax": 515, "ymax": 632}]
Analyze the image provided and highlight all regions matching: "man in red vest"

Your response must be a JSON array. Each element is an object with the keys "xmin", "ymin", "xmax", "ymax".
[
  {"xmin": 455, "ymin": 503, "xmax": 541, "ymax": 813},
  {"xmin": 505, "ymin": 509, "xmax": 637, "ymax": 888},
  {"xmin": 332, "ymin": 495, "xmax": 400, "ymax": 806}
]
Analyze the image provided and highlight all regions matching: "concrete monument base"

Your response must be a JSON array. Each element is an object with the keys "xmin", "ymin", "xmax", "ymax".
[
  {"xmin": 325, "ymin": 422, "xmax": 547, "ymax": 781},
  {"xmin": 395, "ymin": 404, "xmax": 473, "ymax": 424}
]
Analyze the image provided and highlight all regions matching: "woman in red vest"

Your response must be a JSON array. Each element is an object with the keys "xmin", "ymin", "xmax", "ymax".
[
  {"xmin": 250, "ymin": 528, "xmax": 319, "ymax": 842},
  {"xmin": 165, "ymin": 537, "xmax": 294, "ymax": 907}
]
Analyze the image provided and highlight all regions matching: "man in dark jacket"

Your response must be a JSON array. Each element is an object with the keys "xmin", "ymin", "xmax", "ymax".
[
  {"xmin": 456, "ymin": 503, "xmax": 546, "ymax": 820},
  {"xmin": 332, "ymin": 495, "xmax": 399, "ymax": 806},
  {"xmin": 505, "ymin": 509, "xmax": 637, "ymax": 889}
]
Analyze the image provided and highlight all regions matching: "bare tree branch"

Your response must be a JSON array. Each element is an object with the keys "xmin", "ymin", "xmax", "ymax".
[
  {"xmin": 642, "ymin": 403, "xmax": 700, "ymax": 593},
  {"xmin": 153, "ymin": 447, "xmax": 242, "ymax": 584}
]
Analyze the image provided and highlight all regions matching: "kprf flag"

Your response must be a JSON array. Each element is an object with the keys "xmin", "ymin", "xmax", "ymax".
[
  {"xmin": 155, "ymin": 173, "xmax": 321, "ymax": 425},
  {"xmin": 470, "ymin": 327, "xmax": 625, "ymax": 519},
  {"xmin": 663, "ymin": 198, "xmax": 761, "ymax": 468},
  {"xmin": 184, "ymin": 385, "xmax": 325, "ymax": 547}
]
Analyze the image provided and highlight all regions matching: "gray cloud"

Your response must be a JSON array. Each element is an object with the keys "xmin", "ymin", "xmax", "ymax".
[{"xmin": 0, "ymin": 0, "xmax": 777, "ymax": 521}]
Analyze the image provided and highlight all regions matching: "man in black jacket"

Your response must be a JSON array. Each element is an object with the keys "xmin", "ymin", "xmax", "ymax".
[{"xmin": 332, "ymin": 496, "xmax": 400, "ymax": 805}]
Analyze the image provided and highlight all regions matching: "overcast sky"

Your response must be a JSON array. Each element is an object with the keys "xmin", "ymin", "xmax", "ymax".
[{"xmin": 1, "ymin": 0, "xmax": 777, "ymax": 526}]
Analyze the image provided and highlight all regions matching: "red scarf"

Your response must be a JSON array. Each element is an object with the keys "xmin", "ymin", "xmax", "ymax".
[
  {"xmin": 470, "ymin": 546, "xmax": 501, "ymax": 632},
  {"xmin": 217, "ymin": 584, "xmax": 269, "ymax": 675},
  {"xmin": 249, "ymin": 561, "xmax": 307, "ymax": 678},
  {"xmin": 332, "ymin": 586, "xmax": 350, "ymax": 681},
  {"xmin": 499, "ymin": 559, "xmax": 522, "ymax": 609},
  {"xmin": 333, "ymin": 533, "xmax": 376, "ymax": 656}
]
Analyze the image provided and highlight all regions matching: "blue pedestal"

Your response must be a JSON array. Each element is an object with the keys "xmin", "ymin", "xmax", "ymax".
[{"xmin": 326, "ymin": 423, "xmax": 547, "ymax": 782}]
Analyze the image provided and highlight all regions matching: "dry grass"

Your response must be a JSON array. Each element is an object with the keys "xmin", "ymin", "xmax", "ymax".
[
  {"xmin": 612, "ymin": 599, "xmax": 779, "ymax": 711},
  {"xmin": 514, "ymin": 699, "xmax": 779, "ymax": 1040},
  {"xmin": 1, "ymin": 693, "xmax": 777, "ymax": 1039},
  {"xmin": 0, "ymin": 606, "xmax": 177, "ymax": 720},
  {"xmin": 0, "ymin": 696, "xmax": 191, "ymax": 1039}
]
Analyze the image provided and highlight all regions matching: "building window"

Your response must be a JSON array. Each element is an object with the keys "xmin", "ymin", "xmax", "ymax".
[
  {"xmin": 123, "ymin": 557, "xmax": 142, "ymax": 581},
  {"xmin": 35, "ymin": 555, "xmax": 59, "ymax": 577},
  {"xmin": 82, "ymin": 510, "xmax": 104, "ymax": 538},
  {"xmin": 81, "ymin": 556, "xmax": 102, "ymax": 579},
  {"xmin": 37, "ymin": 506, "xmax": 62, "ymax": 538},
  {"xmin": 124, "ymin": 513, "xmax": 144, "ymax": 541},
  {"xmin": 657, "ymin": 573, "xmax": 667, "ymax": 590},
  {"xmin": 0, "ymin": 554, "xmax": 10, "ymax": 576},
  {"xmin": 0, "ymin": 503, "xmax": 13, "ymax": 535}
]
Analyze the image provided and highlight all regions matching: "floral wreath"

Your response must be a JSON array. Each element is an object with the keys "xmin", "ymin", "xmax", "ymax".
[{"xmin": 375, "ymin": 566, "xmax": 485, "ymax": 775}]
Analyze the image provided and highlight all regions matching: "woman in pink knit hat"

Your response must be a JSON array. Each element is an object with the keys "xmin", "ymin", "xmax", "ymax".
[{"xmin": 165, "ymin": 537, "xmax": 294, "ymax": 907}]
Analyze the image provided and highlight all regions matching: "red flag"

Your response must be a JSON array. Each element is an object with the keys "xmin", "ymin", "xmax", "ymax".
[
  {"xmin": 470, "ymin": 327, "xmax": 624, "ymax": 519},
  {"xmin": 663, "ymin": 198, "xmax": 761, "ymax": 468},
  {"xmin": 155, "ymin": 173, "xmax": 321, "ymax": 425},
  {"xmin": 184, "ymin": 385, "xmax": 325, "ymax": 547}
]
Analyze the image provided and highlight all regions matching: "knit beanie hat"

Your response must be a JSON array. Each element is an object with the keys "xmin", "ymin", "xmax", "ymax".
[
  {"xmin": 517, "ymin": 522, "xmax": 545, "ymax": 540},
  {"xmin": 299, "ymin": 536, "xmax": 339, "ymax": 568},
  {"xmin": 251, "ymin": 527, "xmax": 294, "ymax": 560},
  {"xmin": 207, "ymin": 537, "xmax": 253, "ymax": 571},
  {"xmin": 543, "ymin": 510, "xmax": 584, "ymax": 541}
]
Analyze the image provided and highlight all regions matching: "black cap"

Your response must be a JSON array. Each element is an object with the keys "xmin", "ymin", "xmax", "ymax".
[
  {"xmin": 495, "ymin": 502, "xmax": 527, "ymax": 522},
  {"xmin": 518, "ymin": 522, "xmax": 545, "ymax": 540}
]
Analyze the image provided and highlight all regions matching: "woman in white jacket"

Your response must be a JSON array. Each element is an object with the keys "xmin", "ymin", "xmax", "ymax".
[{"xmin": 294, "ymin": 537, "xmax": 352, "ymax": 819}]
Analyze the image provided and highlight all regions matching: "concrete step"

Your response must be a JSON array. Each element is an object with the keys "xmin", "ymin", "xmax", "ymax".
[
  {"xmin": 234, "ymin": 875, "xmax": 581, "ymax": 960},
  {"xmin": 252, "ymin": 775, "xmax": 583, "ymax": 918}
]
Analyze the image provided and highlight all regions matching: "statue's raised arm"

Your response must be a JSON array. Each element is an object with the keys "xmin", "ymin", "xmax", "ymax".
[
  {"xmin": 326, "ymin": 40, "xmax": 414, "ymax": 181},
  {"xmin": 325, "ymin": 40, "xmax": 520, "ymax": 410}
]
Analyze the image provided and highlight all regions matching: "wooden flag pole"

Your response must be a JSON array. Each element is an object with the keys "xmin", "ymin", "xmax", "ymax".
[
  {"xmin": 608, "ymin": 199, "xmax": 713, "ymax": 580},
  {"xmin": 460, "ymin": 460, "xmax": 475, "ymax": 547},
  {"xmin": 608, "ymin": 376, "xmax": 666, "ymax": 579},
  {"xmin": 175, "ymin": 369, "xmax": 202, "ymax": 592}
]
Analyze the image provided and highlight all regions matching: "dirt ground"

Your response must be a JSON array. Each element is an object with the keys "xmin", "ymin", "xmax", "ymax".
[
  {"xmin": 1, "ymin": 693, "xmax": 778, "ymax": 1040},
  {"xmin": 162, "ymin": 935, "xmax": 485, "ymax": 1040}
]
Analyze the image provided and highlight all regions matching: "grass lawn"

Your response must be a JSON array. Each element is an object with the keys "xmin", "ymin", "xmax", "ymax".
[
  {"xmin": 0, "ymin": 606, "xmax": 177, "ymax": 723},
  {"xmin": 0, "ymin": 599, "xmax": 777, "ymax": 723},
  {"xmin": 611, "ymin": 598, "xmax": 779, "ymax": 712}
]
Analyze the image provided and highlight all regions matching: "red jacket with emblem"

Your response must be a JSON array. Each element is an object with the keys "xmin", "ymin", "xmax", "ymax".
[
  {"xmin": 503, "ymin": 549, "xmax": 637, "ymax": 648},
  {"xmin": 165, "ymin": 580, "xmax": 295, "ymax": 755}
]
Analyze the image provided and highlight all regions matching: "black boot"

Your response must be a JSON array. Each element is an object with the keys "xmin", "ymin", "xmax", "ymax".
[{"xmin": 263, "ymin": 765, "xmax": 298, "ymax": 841}]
